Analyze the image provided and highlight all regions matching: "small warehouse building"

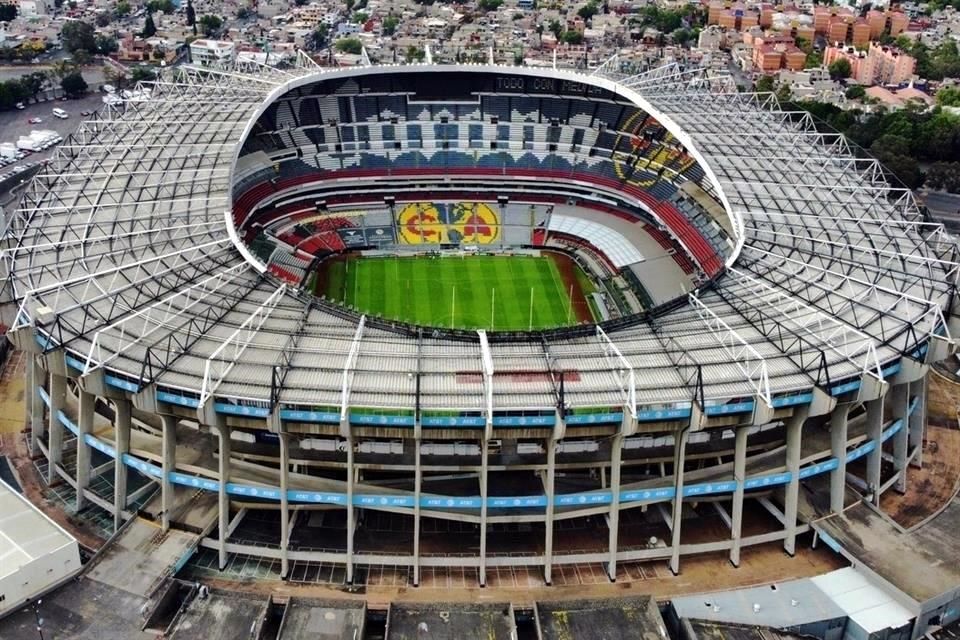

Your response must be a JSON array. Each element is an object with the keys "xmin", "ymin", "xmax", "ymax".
[{"xmin": 0, "ymin": 477, "xmax": 82, "ymax": 618}]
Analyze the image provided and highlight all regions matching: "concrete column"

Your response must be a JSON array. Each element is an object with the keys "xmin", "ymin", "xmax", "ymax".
[
  {"xmin": 730, "ymin": 427, "xmax": 748, "ymax": 567},
  {"xmin": 346, "ymin": 438, "xmax": 355, "ymax": 584},
  {"xmin": 279, "ymin": 432, "xmax": 290, "ymax": 580},
  {"xmin": 24, "ymin": 353, "xmax": 34, "ymax": 449},
  {"xmin": 216, "ymin": 424, "xmax": 231, "ymax": 570},
  {"xmin": 865, "ymin": 396, "xmax": 884, "ymax": 507},
  {"xmin": 829, "ymin": 404, "xmax": 850, "ymax": 514},
  {"xmin": 479, "ymin": 438, "xmax": 489, "ymax": 588},
  {"xmin": 783, "ymin": 412, "xmax": 804, "ymax": 556},
  {"xmin": 160, "ymin": 414, "xmax": 176, "ymax": 532},
  {"xmin": 47, "ymin": 372, "xmax": 67, "ymax": 485},
  {"xmin": 75, "ymin": 389, "xmax": 95, "ymax": 512},
  {"xmin": 669, "ymin": 429, "xmax": 689, "ymax": 575},
  {"xmin": 27, "ymin": 355, "xmax": 43, "ymax": 457},
  {"xmin": 909, "ymin": 376, "xmax": 927, "ymax": 469},
  {"xmin": 412, "ymin": 437, "xmax": 421, "ymax": 587},
  {"xmin": 891, "ymin": 383, "xmax": 909, "ymax": 494},
  {"xmin": 607, "ymin": 434, "xmax": 624, "ymax": 581},
  {"xmin": 113, "ymin": 399, "xmax": 132, "ymax": 532},
  {"xmin": 544, "ymin": 438, "xmax": 556, "ymax": 585}
]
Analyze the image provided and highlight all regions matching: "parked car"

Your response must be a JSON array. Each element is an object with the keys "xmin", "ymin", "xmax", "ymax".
[
  {"xmin": 27, "ymin": 117, "xmax": 42, "ymax": 124},
  {"xmin": 15, "ymin": 102, "xmax": 24, "ymax": 110},
  {"xmin": 80, "ymin": 110, "xmax": 93, "ymax": 116},
  {"xmin": 52, "ymin": 108, "xmax": 68, "ymax": 119}
]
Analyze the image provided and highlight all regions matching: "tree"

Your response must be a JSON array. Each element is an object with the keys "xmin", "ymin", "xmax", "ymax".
[
  {"xmin": 185, "ymin": 0, "xmax": 195, "ymax": 26},
  {"xmin": 199, "ymin": 14, "xmax": 222, "ymax": 36},
  {"xmin": 577, "ymin": 1, "xmax": 598, "ymax": 19},
  {"xmin": 102, "ymin": 63, "xmax": 129, "ymax": 89},
  {"xmin": 926, "ymin": 161, "xmax": 960, "ymax": 192},
  {"xmin": 71, "ymin": 48, "xmax": 92, "ymax": 65},
  {"xmin": 548, "ymin": 19, "xmax": 562, "ymax": 38},
  {"xmin": 131, "ymin": 66, "xmax": 156, "ymax": 82},
  {"xmin": 754, "ymin": 74, "xmax": 775, "ymax": 93},
  {"xmin": 61, "ymin": 20, "xmax": 97, "ymax": 54},
  {"xmin": 828, "ymin": 57, "xmax": 851, "ymax": 79},
  {"xmin": 561, "ymin": 30, "xmax": 583, "ymax": 45},
  {"xmin": 236, "ymin": 6, "xmax": 253, "ymax": 19},
  {"xmin": 845, "ymin": 85, "xmax": 866, "ymax": 100},
  {"xmin": 405, "ymin": 45, "xmax": 425, "ymax": 62},
  {"xmin": 382, "ymin": 16, "xmax": 398, "ymax": 35},
  {"xmin": 352, "ymin": 10, "xmax": 368, "ymax": 23},
  {"xmin": 141, "ymin": 10, "xmax": 156, "ymax": 37},
  {"xmin": 47, "ymin": 60, "xmax": 77, "ymax": 81},
  {"xmin": 936, "ymin": 86, "xmax": 960, "ymax": 107},
  {"xmin": 95, "ymin": 12, "xmax": 111, "ymax": 27},
  {"xmin": 335, "ymin": 37, "xmax": 363, "ymax": 55},
  {"xmin": 0, "ymin": 4, "xmax": 17, "ymax": 20},
  {"xmin": 478, "ymin": 0, "xmax": 502, "ymax": 10},
  {"xmin": 313, "ymin": 23, "xmax": 329, "ymax": 48},
  {"xmin": 61, "ymin": 71, "xmax": 88, "ymax": 97},
  {"xmin": 145, "ymin": 0, "xmax": 174, "ymax": 12},
  {"xmin": 671, "ymin": 28, "xmax": 693, "ymax": 45},
  {"xmin": 19, "ymin": 72, "xmax": 45, "ymax": 99},
  {"xmin": 0, "ymin": 80, "xmax": 27, "ymax": 110},
  {"xmin": 116, "ymin": 0, "xmax": 130, "ymax": 16},
  {"xmin": 775, "ymin": 83, "xmax": 792, "ymax": 103},
  {"xmin": 804, "ymin": 50, "xmax": 822, "ymax": 68},
  {"xmin": 96, "ymin": 34, "xmax": 118, "ymax": 55}
]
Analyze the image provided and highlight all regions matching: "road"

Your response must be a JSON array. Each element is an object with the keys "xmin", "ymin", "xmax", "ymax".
[
  {"xmin": 918, "ymin": 189, "xmax": 960, "ymax": 230},
  {"xmin": 0, "ymin": 64, "xmax": 107, "ymax": 87}
]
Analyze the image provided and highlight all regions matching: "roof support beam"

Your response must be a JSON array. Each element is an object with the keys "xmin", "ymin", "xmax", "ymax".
[
  {"xmin": 689, "ymin": 292, "xmax": 773, "ymax": 410},
  {"xmin": 596, "ymin": 326, "xmax": 637, "ymax": 420},
  {"xmin": 478, "ymin": 330, "xmax": 494, "ymax": 440},
  {"xmin": 82, "ymin": 263, "xmax": 252, "ymax": 376},
  {"xmin": 339, "ymin": 315, "xmax": 366, "ymax": 437},
  {"xmin": 197, "ymin": 284, "xmax": 287, "ymax": 423}
]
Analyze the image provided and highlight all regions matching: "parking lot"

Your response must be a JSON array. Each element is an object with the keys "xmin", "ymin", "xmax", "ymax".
[
  {"xmin": 0, "ymin": 92, "xmax": 105, "ymax": 185},
  {"xmin": 0, "ymin": 92, "xmax": 104, "ymax": 156}
]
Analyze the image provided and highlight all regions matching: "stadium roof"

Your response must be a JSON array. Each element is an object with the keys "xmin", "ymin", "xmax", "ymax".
[{"xmin": 3, "ymin": 58, "xmax": 956, "ymax": 420}]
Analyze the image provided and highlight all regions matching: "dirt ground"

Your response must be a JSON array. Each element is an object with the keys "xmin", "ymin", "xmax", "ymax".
[
  {"xmin": 0, "ymin": 351, "xmax": 108, "ymax": 551},
  {"xmin": 879, "ymin": 370, "xmax": 960, "ymax": 529},
  {"xmin": 196, "ymin": 542, "xmax": 845, "ymax": 610}
]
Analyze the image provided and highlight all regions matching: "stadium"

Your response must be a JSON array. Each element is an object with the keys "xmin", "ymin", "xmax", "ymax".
[{"xmin": 2, "ymin": 56, "xmax": 958, "ymax": 606}]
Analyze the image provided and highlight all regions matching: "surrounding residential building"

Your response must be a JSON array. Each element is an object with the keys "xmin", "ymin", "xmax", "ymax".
[
  {"xmin": 189, "ymin": 38, "xmax": 236, "ymax": 66},
  {"xmin": 824, "ymin": 42, "xmax": 916, "ymax": 85},
  {"xmin": 868, "ymin": 41, "xmax": 916, "ymax": 85}
]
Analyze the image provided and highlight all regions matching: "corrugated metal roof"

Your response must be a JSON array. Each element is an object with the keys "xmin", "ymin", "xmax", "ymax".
[{"xmin": 810, "ymin": 567, "xmax": 914, "ymax": 633}]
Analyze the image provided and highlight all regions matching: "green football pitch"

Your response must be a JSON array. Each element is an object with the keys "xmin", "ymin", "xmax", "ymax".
[{"xmin": 316, "ymin": 254, "xmax": 595, "ymax": 331}]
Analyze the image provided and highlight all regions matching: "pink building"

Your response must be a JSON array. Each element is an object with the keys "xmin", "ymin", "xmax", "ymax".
[
  {"xmin": 824, "ymin": 45, "xmax": 873, "ymax": 83},
  {"xmin": 868, "ymin": 42, "xmax": 916, "ymax": 85},
  {"xmin": 824, "ymin": 42, "xmax": 916, "ymax": 85}
]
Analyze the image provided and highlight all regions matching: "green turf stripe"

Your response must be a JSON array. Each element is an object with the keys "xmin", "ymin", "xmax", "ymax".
[{"xmin": 315, "ymin": 254, "xmax": 596, "ymax": 331}]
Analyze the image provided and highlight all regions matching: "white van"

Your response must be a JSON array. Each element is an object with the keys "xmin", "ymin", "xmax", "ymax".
[{"xmin": 52, "ymin": 108, "xmax": 68, "ymax": 119}]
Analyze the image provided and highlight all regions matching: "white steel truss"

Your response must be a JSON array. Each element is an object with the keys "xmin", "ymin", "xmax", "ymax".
[{"xmin": 1, "ymin": 61, "xmax": 956, "ymax": 420}]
